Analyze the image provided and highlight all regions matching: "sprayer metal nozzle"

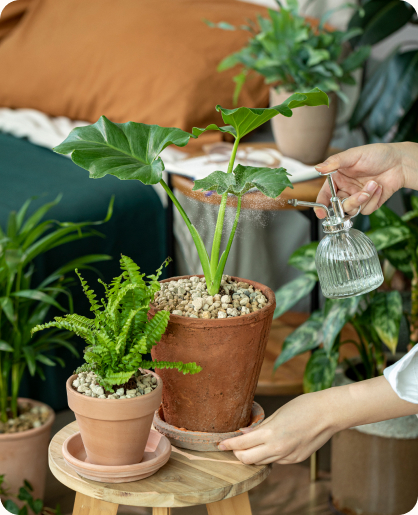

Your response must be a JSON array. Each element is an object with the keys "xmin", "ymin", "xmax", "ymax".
[{"xmin": 288, "ymin": 199, "xmax": 298, "ymax": 206}]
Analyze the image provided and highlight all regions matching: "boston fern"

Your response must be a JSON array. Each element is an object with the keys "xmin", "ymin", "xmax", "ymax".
[
  {"xmin": 31, "ymin": 256, "xmax": 201, "ymax": 391},
  {"xmin": 53, "ymin": 89, "xmax": 328, "ymax": 295}
]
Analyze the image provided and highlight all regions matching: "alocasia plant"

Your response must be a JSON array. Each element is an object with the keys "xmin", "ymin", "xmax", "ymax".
[{"xmin": 54, "ymin": 88, "xmax": 329, "ymax": 295}]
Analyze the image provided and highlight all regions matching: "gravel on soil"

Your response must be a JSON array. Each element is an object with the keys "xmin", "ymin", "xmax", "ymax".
[
  {"xmin": 72, "ymin": 370, "xmax": 158, "ymax": 399},
  {"xmin": 153, "ymin": 275, "xmax": 268, "ymax": 319},
  {"xmin": 0, "ymin": 402, "xmax": 50, "ymax": 434}
]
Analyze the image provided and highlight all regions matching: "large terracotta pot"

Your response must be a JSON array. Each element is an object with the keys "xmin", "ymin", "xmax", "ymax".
[
  {"xmin": 270, "ymin": 88, "xmax": 337, "ymax": 164},
  {"xmin": 0, "ymin": 398, "xmax": 54, "ymax": 502},
  {"xmin": 150, "ymin": 275, "xmax": 276, "ymax": 433},
  {"xmin": 66, "ymin": 369, "xmax": 162, "ymax": 466},
  {"xmin": 331, "ymin": 359, "xmax": 418, "ymax": 515}
]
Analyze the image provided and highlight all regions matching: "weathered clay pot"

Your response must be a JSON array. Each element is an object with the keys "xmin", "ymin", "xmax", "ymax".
[
  {"xmin": 66, "ymin": 369, "xmax": 162, "ymax": 466},
  {"xmin": 331, "ymin": 359, "xmax": 418, "ymax": 515},
  {"xmin": 270, "ymin": 88, "xmax": 337, "ymax": 164},
  {"xmin": 150, "ymin": 275, "xmax": 275, "ymax": 433},
  {"xmin": 0, "ymin": 398, "xmax": 54, "ymax": 502}
]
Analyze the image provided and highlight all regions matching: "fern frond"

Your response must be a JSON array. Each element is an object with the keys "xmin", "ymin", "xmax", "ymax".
[
  {"xmin": 115, "ymin": 308, "xmax": 139, "ymax": 357},
  {"xmin": 31, "ymin": 317, "xmax": 94, "ymax": 342},
  {"xmin": 120, "ymin": 255, "xmax": 146, "ymax": 286},
  {"xmin": 142, "ymin": 360, "xmax": 202, "ymax": 375},
  {"xmin": 144, "ymin": 310, "xmax": 170, "ymax": 351},
  {"xmin": 76, "ymin": 269, "xmax": 100, "ymax": 313}
]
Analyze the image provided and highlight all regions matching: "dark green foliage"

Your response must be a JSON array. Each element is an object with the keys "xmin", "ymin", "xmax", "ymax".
[
  {"xmin": 32, "ymin": 256, "xmax": 201, "ymax": 391},
  {"xmin": 0, "ymin": 476, "xmax": 61, "ymax": 515},
  {"xmin": 0, "ymin": 197, "xmax": 112, "ymax": 422},
  {"xmin": 211, "ymin": 0, "xmax": 369, "ymax": 103}
]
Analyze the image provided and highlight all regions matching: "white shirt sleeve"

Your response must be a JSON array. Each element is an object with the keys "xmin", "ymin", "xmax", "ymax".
[{"xmin": 384, "ymin": 345, "xmax": 418, "ymax": 404}]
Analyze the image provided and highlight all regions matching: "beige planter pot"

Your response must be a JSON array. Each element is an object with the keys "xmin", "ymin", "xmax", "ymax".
[
  {"xmin": 331, "ymin": 360, "xmax": 418, "ymax": 515},
  {"xmin": 270, "ymin": 88, "xmax": 337, "ymax": 164},
  {"xmin": 66, "ymin": 370, "xmax": 162, "ymax": 466},
  {"xmin": 0, "ymin": 398, "xmax": 54, "ymax": 502}
]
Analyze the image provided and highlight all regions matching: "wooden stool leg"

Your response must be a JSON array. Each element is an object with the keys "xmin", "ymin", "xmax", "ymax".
[
  {"xmin": 206, "ymin": 492, "xmax": 252, "ymax": 515},
  {"xmin": 72, "ymin": 492, "xmax": 119, "ymax": 515},
  {"xmin": 153, "ymin": 509, "xmax": 171, "ymax": 515}
]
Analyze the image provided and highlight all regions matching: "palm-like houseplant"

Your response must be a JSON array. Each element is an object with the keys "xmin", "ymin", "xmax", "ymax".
[{"xmin": 0, "ymin": 196, "xmax": 112, "ymax": 423}]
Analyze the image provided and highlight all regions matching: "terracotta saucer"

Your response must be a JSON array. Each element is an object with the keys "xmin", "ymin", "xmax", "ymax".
[
  {"xmin": 62, "ymin": 429, "xmax": 171, "ymax": 483},
  {"xmin": 153, "ymin": 401, "xmax": 265, "ymax": 452}
]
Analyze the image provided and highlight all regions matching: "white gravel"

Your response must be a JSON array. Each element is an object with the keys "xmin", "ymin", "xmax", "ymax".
[
  {"xmin": 72, "ymin": 371, "xmax": 158, "ymax": 399},
  {"xmin": 153, "ymin": 275, "xmax": 268, "ymax": 319}
]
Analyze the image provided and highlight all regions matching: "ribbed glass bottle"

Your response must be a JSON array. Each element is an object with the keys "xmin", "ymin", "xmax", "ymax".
[{"xmin": 315, "ymin": 228, "xmax": 384, "ymax": 299}]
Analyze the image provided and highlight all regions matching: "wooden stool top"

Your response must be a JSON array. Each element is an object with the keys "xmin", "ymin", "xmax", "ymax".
[
  {"xmin": 171, "ymin": 142, "xmax": 326, "ymax": 211},
  {"xmin": 49, "ymin": 422, "xmax": 270, "ymax": 508}
]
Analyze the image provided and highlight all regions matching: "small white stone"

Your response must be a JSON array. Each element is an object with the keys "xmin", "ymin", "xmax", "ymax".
[
  {"xmin": 222, "ymin": 303, "xmax": 229, "ymax": 309},
  {"xmin": 227, "ymin": 308, "xmax": 239, "ymax": 317},
  {"xmin": 190, "ymin": 276, "xmax": 200, "ymax": 283},
  {"xmin": 172, "ymin": 310, "xmax": 183, "ymax": 316},
  {"xmin": 190, "ymin": 314, "xmax": 198, "ymax": 318},
  {"xmin": 98, "ymin": 395, "xmax": 106, "ymax": 399},
  {"xmin": 206, "ymin": 296, "xmax": 214, "ymax": 306},
  {"xmin": 240, "ymin": 297, "xmax": 249, "ymax": 306},
  {"xmin": 218, "ymin": 311, "xmax": 227, "ymax": 319},
  {"xmin": 221, "ymin": 295, "xmax": 231, "ymax": 304},
  {"xmin": 192, "ymin": 298, "xmax": 203, "ymax": 311},
  {"xmin": 119, "ymin": 395, "xmax": 127, "ymax": 399},
  {"xmin": 72, "ymin": 379, "xmax": 80, "ymax": 388},
  {"xmin": 32, "ymin": 420, "xmax": 42, "ymax": 428},
  {"xmin": 116, "ymin": 388, "xmax": 124, "ymax": 396},
  {"xmin": 126, "ymin": 394, "xmax": 135, "ymax": 399},
  {"xmin": 241, "ymin": 306, "xmax": 250, "ymax": 315},
  {"xmin": 126, "ymin": 389, "xmax": 136, "ymax": 396},
  {"xmin": 144, "ymin": 387, "xmax": 152, "ymax": 394},
  {"xmin": 203, "ymin": 304, "xmax": 209, "ymax": 311}
]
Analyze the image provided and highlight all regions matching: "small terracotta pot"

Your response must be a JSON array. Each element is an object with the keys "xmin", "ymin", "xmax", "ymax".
[
  {"xmin": 150, "ymin": 275, "xmax": 275, "ymax": 433},
  {"xmin": 270, "ymin": 88, "xmax": 337, "ymax": 164},
  {"xmin": 66, "ymin": 370, "xmax": 162, "ymax": 466},
  {"xmin": 0, "ymin": 398, "xmax": 54, "ymax": 502}
]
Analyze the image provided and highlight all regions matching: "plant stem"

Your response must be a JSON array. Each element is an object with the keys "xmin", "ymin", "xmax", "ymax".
[
  {"xmin": 209, "ymin": 137, "xmax": 240, "ymax": 277},
  {"xmin": 0, "ymin": 354, "xmax": 8, "ymax": 423},
  {"xmin": 410, "ymin": 264, "xmax": 418, "ymax": 347},
  {"xmin": 11, "ymin": 364, "xmax": 20, "ymax": 419}
]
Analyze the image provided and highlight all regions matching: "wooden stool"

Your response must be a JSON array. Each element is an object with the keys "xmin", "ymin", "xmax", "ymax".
[{"xmin": 49, "ymin": 422, "xmax": 271, "ymax": 515}]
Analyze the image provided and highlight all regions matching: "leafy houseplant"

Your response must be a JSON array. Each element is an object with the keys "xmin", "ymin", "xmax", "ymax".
[
  {"xmin": 210, "ymin": 0, "xmax": 370, "ymax": 104},
  {"xmin": 272, "ymin": 201, "xmax": 418, "ymax": 391},
  {"xmin": 0, "ymin": 475, "xmax": 61, "ymax": 515},
  {"xmin": 53, "ymin": 89, "xmax": 328, "ymax": 296},
  {"xmin": 31, "ymin": 255, "xmax": 201, "ymax": 390},
  {"xmin": 348, "ymin": 0, "xmax": 418, "ymax": 143},
  {"xmin": 0, "ymin": 196, "xmax": 112, "ymax": 424},
  {"xmin": 32, "ymin": 256, "xmax": 200, "ymax": 466}
]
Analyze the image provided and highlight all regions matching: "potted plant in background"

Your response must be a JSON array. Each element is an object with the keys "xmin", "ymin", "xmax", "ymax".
[
  {"xmin": 32, "ymin": 255, "xmax": 201, "ymax": 466},
  {"xmin": 274, "ymin": 201, "xmax": 418, "ymax": 515},
  {"xmin": 0, "ymin": 197, "xmax": 112, "ymax": 503},
  {"xmin": 210, "ymin": 0, "xmax": 370, "ymax": 163},
  {"xmin": 52, "ymin": 89, "xmax": 328, "ymax": 441}
]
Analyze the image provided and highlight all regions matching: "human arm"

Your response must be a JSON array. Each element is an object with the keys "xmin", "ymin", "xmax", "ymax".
[
  {"xmin": 314, "ymin": 142, "xmax": 418, "ymax": 218},
  {"xmin": 218, "ymin": 376, "xmax": 418, "ymax": 465}
]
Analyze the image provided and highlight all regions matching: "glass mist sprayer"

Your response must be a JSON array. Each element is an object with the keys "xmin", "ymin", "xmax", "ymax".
[{"xmin": 288, "ymin": 171, "xmax": 384, "ymax": 299}]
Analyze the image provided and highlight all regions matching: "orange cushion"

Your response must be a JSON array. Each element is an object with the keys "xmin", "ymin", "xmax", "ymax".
[{"xmin": 0, "ymin": 0, "xmax": 269, "ymax": 142}]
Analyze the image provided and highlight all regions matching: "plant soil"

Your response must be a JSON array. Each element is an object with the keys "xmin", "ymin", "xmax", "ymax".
[
  {"xmin": 154, "ymin": 275, "xmax": 268, "ymax": 319},
  {"xmin": 0, "ymin": 402, "xmax": 50, "ymax": 434},
  {"xmin": 72, "ymin": 370, "xmax": 158, "ymax": 399}
]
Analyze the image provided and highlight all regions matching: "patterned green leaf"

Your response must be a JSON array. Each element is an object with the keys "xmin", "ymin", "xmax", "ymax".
[
  {"xmin": 274, "ymin": 310, "xmax": 324, "ymax": 370},
  {"xmin": 273, "ymin": 273, "xmax": 318, "ymax": 319},
  {"xmin": 371, "ymin": 291, "xmax": 402, "ymax": 354},
  {"xmin": 193, "ymin": 164, "xmax": 293, "ymax": 199},
  {"xmin": 54, "ymin": 116, "xmax": 194, "ymax": 185},
  {"xmin": 303, "ymin": 348, "xmax": 339, "ymax": 393},
  {"xmin": 322, "ymin": 296, "xmax": 361, "ymax": 355},
  {"xmin": 366, "ymin": 225, "xmax": 410, "ymax": 251},
  {"xmin": 288, "ymin": 241, "xmax": 319, "ymax": 273},
  {"xmin": 369, "ymin": 205, "xmax": 406, "ymax": 229},
  {"xmin": 192, "ymin": 88, "xmax": 329, "ymax": 139}
]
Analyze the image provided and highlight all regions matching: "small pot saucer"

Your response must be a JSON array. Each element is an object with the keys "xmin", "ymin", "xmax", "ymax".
[
  {"xmin": 153, "ymin": 401, "xmax": 265, "ymax": 452},
  {"xmin": 62, "ymin": 429, "xmax": 171, "ymax": 483}
]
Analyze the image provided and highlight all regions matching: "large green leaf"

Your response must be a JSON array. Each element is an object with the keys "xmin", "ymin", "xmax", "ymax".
[
  {"xmin": 368, "ymin": 51, "xmax": 418, "ymax": 139},
  {"xmin": 193, "ymin": 88, "xmax": 329, "ymax": 140},
  {"xmin": 274, "ymin": 310, "xmax": 324, "ymax": 370},
  {"xmin": 273, "ymin": 273, "xmax": 318, "ymax": 319},
  {"xmin": 371, "ymin": 291, "xmax": 402, "ymax": 354},
  {"xmin": 340, "ymin": 46, "xmax": 371, "ymax": 73},
  {"xmin": 192, "ymin": 164, "xmax": 293, "ymax": 198},
  {"xmin": 348, "ymin": 0, "xmax": 414, "ymax": 48},
  {"xmin": 10, "ymin": 290, "xmax": 66, "ymax": 311},
  {"xmin": 54, "ymin": 116, "xmax": 194, "ymax": 185},
  {"xmin": 322, "ymin": 296, "xmax": 361, "ymax": 355},
  {"xmin": 369, "ymin": 204, "xmax": 406, "ymax": 229},
  {"xmin": 288, "ymin": 241, "xmax": 318, "ymax": 273},
  {"xmin": 367, "ymin": 225, "xmax": 411, "ymax": 251},
  {"xmin": 303, "ymin": 348, "xmax": 339, "ymax": 393}
]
